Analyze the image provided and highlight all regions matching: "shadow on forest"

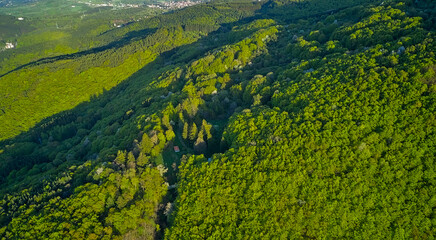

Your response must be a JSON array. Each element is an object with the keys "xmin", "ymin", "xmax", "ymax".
[
  {"xmin": 0, "ymin": 10, "xmax": 279, "ymax": 238},
  {"xmin": 0, "ymin": 5, "xmax": 281, "ymax": 194},
  {"xmin": 0, "ymin": 2, "xmax": 356, "ymax": 238}
]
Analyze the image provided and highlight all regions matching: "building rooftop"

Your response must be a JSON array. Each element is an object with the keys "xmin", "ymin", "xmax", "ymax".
[{"xmin": 174, "ymin": 146, "xmax": 180, "ymax": 153}]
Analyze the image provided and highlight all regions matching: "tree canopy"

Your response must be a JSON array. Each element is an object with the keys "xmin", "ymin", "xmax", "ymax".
[{"xmin": 1, "ymin": 0, "xmax": 435, "ymax": 239}]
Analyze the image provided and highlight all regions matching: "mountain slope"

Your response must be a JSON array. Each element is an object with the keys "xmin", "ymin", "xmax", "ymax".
[
  {"xmin": 166, "ymin": 1, "xmax": 436, "ymax": 239},
  {"xmin": 0, "ymin": 0, "xmax": 435, "ymax": 239},
  {"xmin": 0, "ymin": 2, "xmax": 261, "ymax": 141}
]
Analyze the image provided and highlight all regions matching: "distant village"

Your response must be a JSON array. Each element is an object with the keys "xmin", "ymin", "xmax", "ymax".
[
  {"xmin": 76, "ymin": 0, "xmax": 201, "ymax": 10},
  {"xmin": 147, "ymin": 1, "xmax": 201, "ymax": 9},
  {"xmin": 77, "ymin": 1, "xmax": 142, "ymax": 8}
]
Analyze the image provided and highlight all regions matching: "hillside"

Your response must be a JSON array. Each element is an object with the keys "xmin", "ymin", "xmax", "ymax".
[
  {"xmin": 0, "ymin": 2, "xmax": 260, "ymax": 140},
  {"xmin": 0, "ymin": 0, "xmax": 435, "ymax": 239},
  {"xmin": 0, "ymin": 3, "xmax": 166, "ymax": 77}
]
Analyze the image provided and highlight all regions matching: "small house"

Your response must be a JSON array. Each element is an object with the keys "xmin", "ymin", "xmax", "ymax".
[{"xmin": 174, "ymin": 146, "xmax": 180, "ymax": 153}]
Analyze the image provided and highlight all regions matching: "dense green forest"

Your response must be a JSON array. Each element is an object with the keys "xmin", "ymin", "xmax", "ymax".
[
  {"xmin": 0, "ymin": 0, "xmax": 435, "ymax": 239},
  {"xmin": 0, "ymin": 2, "xmax": 261, "ymax": 140}
]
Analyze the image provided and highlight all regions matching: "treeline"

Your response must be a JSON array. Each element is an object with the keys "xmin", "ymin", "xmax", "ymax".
[{"xmin": 1, "ymin": 157, "xmax": 167, "ymax": 239}]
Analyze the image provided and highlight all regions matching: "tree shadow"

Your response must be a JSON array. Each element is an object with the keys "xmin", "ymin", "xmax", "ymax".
[
  {"xmin": 0, "ymin": 12, "xmax": 279, "ymax": 236},
  {"xmin": 0, "ymin": 1, "xmax": 366, "ymax": 237},
  {"xmin": 0, "ymin": 3, "xmax": 282, "ymax": 199}
]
